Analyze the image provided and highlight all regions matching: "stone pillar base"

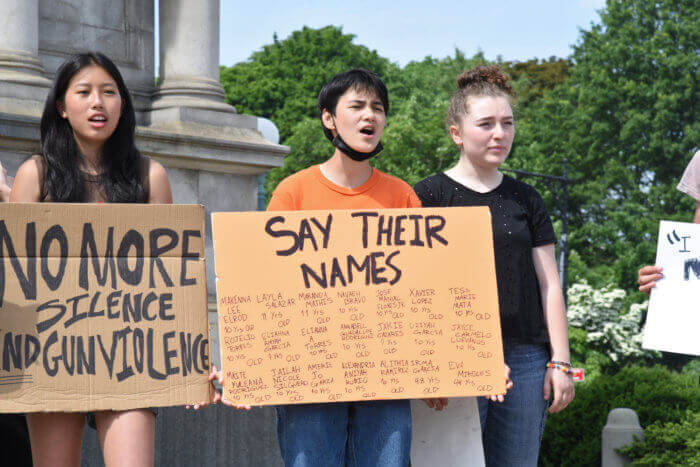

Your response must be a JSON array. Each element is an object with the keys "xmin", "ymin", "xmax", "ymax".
[
  {"xmin": 148, "ymin": 79, "xmax": 239, "ymax": 128},
  {"xmin": 146, "ymin": 104, "xmax": 251, "ymax": 128},
  {"xmin": 150, "ymin": 75, "xmax": 237, "ymax": 120},
  {"xmin": 0, "ymin": 50, "xmax": 45, "ymax": 75},
  {"xmin": 152, "ymin": 76, "xmax": 228, "ymax": 100},
  {"xmin": 0, "ymin": 51, "xmax": 50, "ymax": 115}
]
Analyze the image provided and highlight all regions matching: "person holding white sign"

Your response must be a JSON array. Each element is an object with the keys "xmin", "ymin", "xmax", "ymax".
[
  {"xmin": 414, "ymin": 65, "xmax": 574, "ymax": 467},
  {"xmin": 678, "ymin": 151, "xmax": 700, "ymax": 223},
  {"xmin": 11, "ymin": 52, "xmax": 173, "ymax": 467},
  {"xmin": 638, "ymin": 150, "xmax": 700, "ymax": 292}
]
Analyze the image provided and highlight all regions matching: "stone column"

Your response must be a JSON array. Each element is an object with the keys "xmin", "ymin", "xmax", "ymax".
[
  {"xmin": 0, "ymin": 0, "xmax": 50, "ymax": 108},
  {"xmin": 602, "ymin": 408, "xmax": 644, "ymax": 467},
  {"xmin": 150, "ymin": 0, "xmax": 235, "ymax": 123}
]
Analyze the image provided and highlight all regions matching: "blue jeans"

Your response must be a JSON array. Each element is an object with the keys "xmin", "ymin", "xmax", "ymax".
[
  {"xmin": 276, "ymin": 400, "xmax": 411, "ymax": 467},
  {"xmin": 478, "ymin": 343, "xmax": 549, "ymax": 467}
]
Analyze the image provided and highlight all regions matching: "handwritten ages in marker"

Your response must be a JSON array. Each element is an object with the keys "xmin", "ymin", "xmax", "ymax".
[{"xmin": 212, "ymin": 207, "xmax": 506, "ymax": 406}]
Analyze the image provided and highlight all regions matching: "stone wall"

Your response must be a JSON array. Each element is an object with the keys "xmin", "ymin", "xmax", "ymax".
[
  {"xmin": 38, "ymin": 0, "xmax": 155, "ymax": 116},
  {"xmin": 0, "ymin": 1, "xmax": 288, "ymax": 465}
]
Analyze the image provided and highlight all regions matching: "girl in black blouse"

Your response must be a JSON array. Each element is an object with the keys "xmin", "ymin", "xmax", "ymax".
[{"xmin": 414, "ymin": 66, "xmax": 574, "ymax": 467}]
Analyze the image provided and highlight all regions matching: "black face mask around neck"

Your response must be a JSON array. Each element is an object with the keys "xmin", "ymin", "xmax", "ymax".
[{"xmin": 332, "ymin": 132, "xmax": 384, "ymax": 162}]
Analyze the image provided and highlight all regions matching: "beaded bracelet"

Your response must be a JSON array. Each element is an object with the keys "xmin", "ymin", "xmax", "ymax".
[
  {"xmin": 546, "ymin": 362, "xmax": 574, "ymax": 375},
  {"xmin": 550, "ymin": 360, "xmax": 572, "ymax": 368}
]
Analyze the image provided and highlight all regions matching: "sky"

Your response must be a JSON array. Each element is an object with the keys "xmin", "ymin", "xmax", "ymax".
[
  {"xmin": 217, "ymin": 0, "xmax": 607, "ymax": 67},
  {"xmin": 155, "ymin": 1, "xmax": 607, "ymax": 70}
]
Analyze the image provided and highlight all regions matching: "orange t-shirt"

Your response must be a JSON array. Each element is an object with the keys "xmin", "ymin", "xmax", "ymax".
[{"xmin": 267, "ymin": 165, "xmax": 421, "ymax": 211}]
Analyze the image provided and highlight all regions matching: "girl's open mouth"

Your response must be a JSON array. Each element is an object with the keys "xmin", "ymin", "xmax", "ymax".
[{"xmin": 88, "ymin": 115, "xmax": 107, "ymax": 128}]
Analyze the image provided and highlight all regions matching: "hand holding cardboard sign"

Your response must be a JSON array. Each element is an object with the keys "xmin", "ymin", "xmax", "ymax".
[
  {"xmin": 484, "ymin": 364, "xmax": 513, "ymax": 403},
  {"xmin": 637, "ymin": 265, "xmax": 664, "ymax": 294},
  {"xmin": 216, "ymin": 367, "xmax": 251, "ymax": 410},
  {"xmin": 425, "ymin": 363, "xmax": 513, "ymax": 410},
  {"xmin": 186, "ymin": 364, "xmax": 222, "ymax": 410},
  {"xmin": 186, "ymin": 365, "xmax": 252, "ymax": 410},
  {"xmin": 423, "ymin": 397, "xmax": 448, "ymax": 410}
]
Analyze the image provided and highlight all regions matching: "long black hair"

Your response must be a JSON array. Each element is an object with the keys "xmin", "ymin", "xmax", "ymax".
[{"xmin": 40, "ymin": 51, "xmax": 146, "ymax": 202}]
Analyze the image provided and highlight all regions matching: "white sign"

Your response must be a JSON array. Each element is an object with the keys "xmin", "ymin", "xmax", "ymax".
[{"xmin": 643, "ymin": 221, "xmax": 700, "ymax": 356}]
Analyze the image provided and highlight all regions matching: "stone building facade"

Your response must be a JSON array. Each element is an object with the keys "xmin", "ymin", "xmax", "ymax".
[{"xmin": 0, "ymin": 0, "xmax": 286, "ymax": 465}]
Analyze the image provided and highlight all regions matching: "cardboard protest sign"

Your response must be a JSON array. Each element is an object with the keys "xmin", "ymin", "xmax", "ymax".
[
  {"xmin": 0, "ymin": 204, "xmax": 211, "ymax": 413},
  {"xmin": 212, "ymin": 207, "xmax": 505, "ymax": 406},
  {"xmin": 643, "ymin": 220, "xmax": 700, "ymax": 356}
]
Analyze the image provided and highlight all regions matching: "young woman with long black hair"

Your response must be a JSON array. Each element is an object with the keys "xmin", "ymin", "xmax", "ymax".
[{"xmin": 11, "ymin": 51, "xmax": 172, "ymax": 467}]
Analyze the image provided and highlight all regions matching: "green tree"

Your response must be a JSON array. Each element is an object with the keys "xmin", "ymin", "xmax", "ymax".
[
  {"xmin": 373, "ymin": 51, "xmax": 489, "ymax": 185},
  {"xmin": 500, "ymin": 56, "xmax": 572, "ymax": 108},
  {"xmin": 619, "ymin": 411, "xmax": 700, "ymax": 466},
  {"xmin": 377, "ymin": 52, "xmax": 572, "ymax": 184},
  {"xmin": 220, "ymin": 4, "xmax": 699, "ymax": 294},
  {"xmin": 567, "ymin": 280, "xmax": 660, "ymax": 367},
  {"xmin": 221, "ymin": 25, "xmax": 577, "ymax": 206},
  {"xmin": 540, "ymin": 365, "xmax": 699, "ymax": 466},
  {"xmin": 220, "ymin": 26, "xmax": 395, "ymax": 142},
  {"xmin": 511, "ymin": 0, "xmax": 699, "ymax": 290}
]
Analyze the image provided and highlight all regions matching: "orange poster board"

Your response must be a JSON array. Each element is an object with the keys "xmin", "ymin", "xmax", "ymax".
[{"xmin": 212, "ymin": 207, "xmax": 504, "ymax": 406}]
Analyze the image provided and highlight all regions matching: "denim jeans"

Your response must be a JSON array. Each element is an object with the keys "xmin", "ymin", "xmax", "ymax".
[
  {"xmin": 276, "ymin": 399, "xmax": 411, "ymax": 467},
  {"xmin": 477, "ymin": 343, "xmax": 549, "ymax": 467}
]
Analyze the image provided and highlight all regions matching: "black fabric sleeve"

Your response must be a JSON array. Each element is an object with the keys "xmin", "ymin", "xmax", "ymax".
[
  {"xmin": 413, "ymin": 178, "xmax": 441, "ymax": 207},
  {"xmin": 526, "ymin": 186, "xmax": 556, "ymax": 247}
]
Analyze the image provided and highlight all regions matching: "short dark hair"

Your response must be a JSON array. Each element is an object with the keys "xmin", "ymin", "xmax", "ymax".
[{"xmin": 317, "ymin": 69, "xmax": 389, "ymax": 141}]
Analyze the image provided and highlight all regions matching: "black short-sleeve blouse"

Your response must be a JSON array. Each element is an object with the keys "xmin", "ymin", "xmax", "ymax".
[{"xmin": 414, "ymin": 173, "xmax": 556, "ymax": 345}]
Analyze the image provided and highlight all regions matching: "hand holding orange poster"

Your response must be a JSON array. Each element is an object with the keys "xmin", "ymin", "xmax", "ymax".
[{"xmin": 212, "ymin": 207, "xmax": 504, "ymax": 406}]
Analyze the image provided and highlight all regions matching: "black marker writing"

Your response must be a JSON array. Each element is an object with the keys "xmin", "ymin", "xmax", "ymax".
[
  {"xmin": 684, "ymin": 258, "xmax": 700, "ymax": 280},
  {"xmin": 265, "ymin": 214, "xmax": 333, "ymax": 256},
  {"xmin": 0, "ymin": 328, "xmax": 208, "ymax": 381}
]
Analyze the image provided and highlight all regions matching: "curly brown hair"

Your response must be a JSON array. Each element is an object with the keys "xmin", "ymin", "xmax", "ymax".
[{"xmin": 446, "ymin": 65, "xmax": 516, "ymax": 130}]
